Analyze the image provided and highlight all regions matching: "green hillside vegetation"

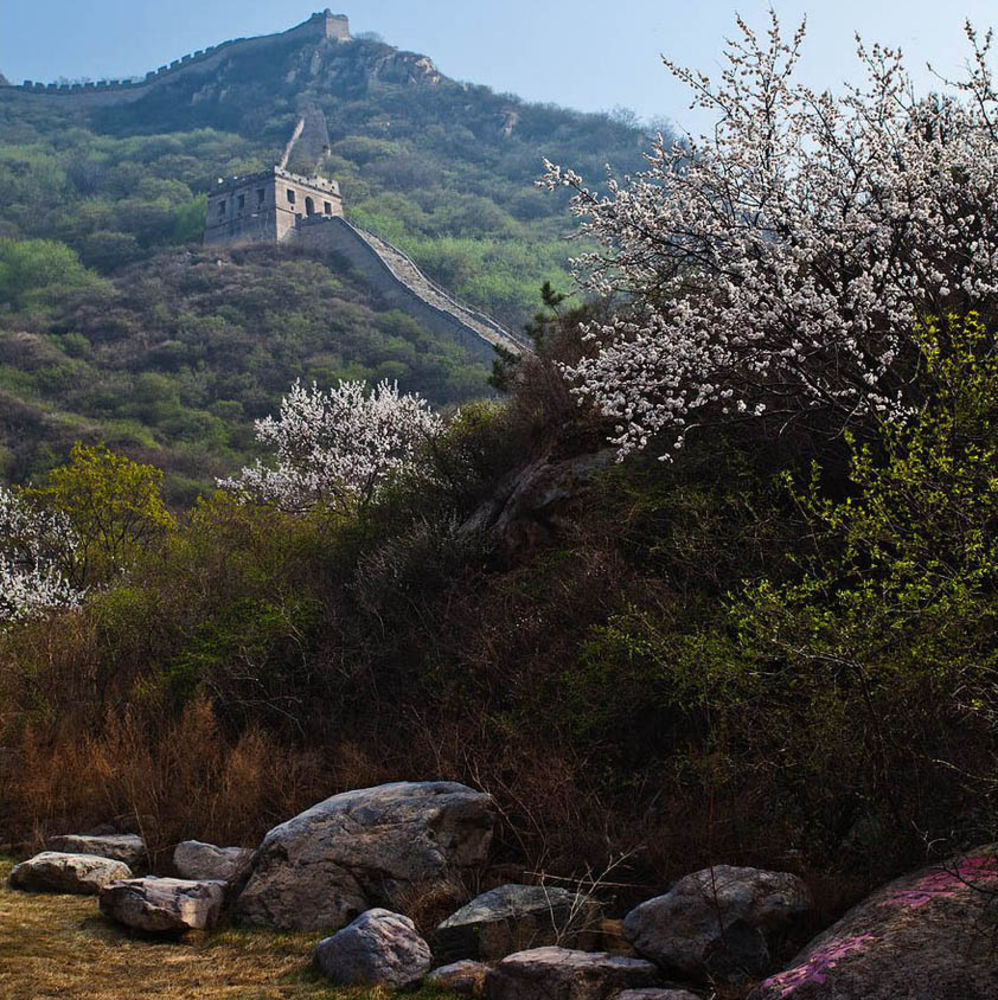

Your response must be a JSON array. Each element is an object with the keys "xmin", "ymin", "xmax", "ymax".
[{"xmin": 0, "ymin": 30, "xmax": 651, "ymax": 491}]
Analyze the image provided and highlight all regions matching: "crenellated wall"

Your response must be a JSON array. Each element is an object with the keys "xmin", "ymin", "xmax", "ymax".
[{"xmin": 1, "ymin": 11, "xmax": 350, "ymax": 105}]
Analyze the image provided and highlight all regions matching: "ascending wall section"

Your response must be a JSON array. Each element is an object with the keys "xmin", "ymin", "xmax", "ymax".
[{"xmin": 294, "ymin": 216, "xmax": 527, "ymax": 359}]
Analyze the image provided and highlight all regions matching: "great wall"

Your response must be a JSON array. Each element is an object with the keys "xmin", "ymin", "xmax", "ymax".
[
  {"xmin": 0, "ymin": 11, "xmax": 350, "ymax": 107},
  {"xmin": 1, "ymin": 10, "xmax": 527, "ymax": 358}
]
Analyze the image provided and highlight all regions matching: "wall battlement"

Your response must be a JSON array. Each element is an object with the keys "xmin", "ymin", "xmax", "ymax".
[{"xmin": 2, "ymin": 11, "xmax": 350, "ymax": 98}]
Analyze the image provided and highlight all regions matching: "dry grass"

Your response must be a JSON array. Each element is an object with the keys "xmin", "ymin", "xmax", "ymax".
[{"xmin": 0, "ymin": 858, "xmax": 456, "ymax": 1000}]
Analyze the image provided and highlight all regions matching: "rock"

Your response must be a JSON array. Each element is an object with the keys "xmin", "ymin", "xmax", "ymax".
[
  {"xmin": 427, "ymin": 959, "xmax": 491, "ymax": 996},
  {"xmin": 314, "ymin": 908, "xmax": 432, "ymax": 988},
  {"xmin": 9, "ymin": 852, "xmax": 132, "ymax": 894},
  {"xmin": 235, "ymin": 780, "xmax": 495, "ymax": 931},
  {"xmin": 173, "ymin": 840, "xmax": 253, "ymax": 881},
  {"xmin": 748, "ymin": 849, "xmax": 998, "ymax": 1000},
  {"xmin": 461, "ymin": 452, "xmax": 615, "ymax": 561},
  {"xmin": 486, "ymin": 946, "xmax": 661, "ymax": 1000},
  {"xmin": 623, "ymin": 866, "xmax": 811, "ymax": 984},
  {"xmin": 99, "ymin": 876, "xmax": 226, "ymax": 933},
  {"xmin": 613, "ymin": 992, "xmax": 702, "ymax": 1000},
  {"xmin": 435, "ymin": 883, "xmax": 603, "ymax": 962},
  {"xmin": 47, "ymin": 833, "xmax": 146, "ymax": 867}
]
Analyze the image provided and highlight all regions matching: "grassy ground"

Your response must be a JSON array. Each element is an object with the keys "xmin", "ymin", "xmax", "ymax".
[{"xmin": 0, "ymin": 858, "xmax": 456, "ymax": 1000}]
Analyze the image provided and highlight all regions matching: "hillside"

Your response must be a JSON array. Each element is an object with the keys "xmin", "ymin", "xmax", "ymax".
[{"xmin": 0, "ymin": 12, "xmax": 651, "ymax": 493}]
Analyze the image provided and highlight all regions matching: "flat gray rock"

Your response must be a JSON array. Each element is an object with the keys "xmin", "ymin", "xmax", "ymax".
[
  {"xmin": 235, "ymin": 780, "xmax": 495, "ymax": 931},
  {"xmin": 748, "ymin": 849, "xmax": 998, "ymax": 1000},
  {"xmin": 486, "ymin": 946, "xmax": 661, "ymax": 1000},
  {"xmin": 623, "ymin": 865, "xmax": 812, "ymax": 984},
  {"xmin": 173, "ymin": 840, "xmax": 253, "ymax": 881},
  {"xmin": 427, "ymin": 959, "xmax": 490, "ymax": 996},
  {"xmin": 99, "ymin": 876, "xmax": 226, "ymax": 932},
  {"xmin": 436, "ymin": 883, "xmax": 603, "ymax": 962},
  {"xmin": 613, "ymin": 991, "xmax": 702, "ymax": 1000},
  {"xmin": 9, "ymin": 852, "xmax": 132, "ymax": 894},
  {"xmin": 47, "ymin": 833, "xmax": 146, "ymax": 867},
  {"xmin": 315, "ymin": 908, "xmax": 432, "ymax": 988}
]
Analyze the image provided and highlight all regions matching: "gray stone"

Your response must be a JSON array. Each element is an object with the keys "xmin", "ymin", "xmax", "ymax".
[
  {"xmin": 314, "ymin": 908, "xmax": 432, "ymax": 988},
  {"xmin": 99, "ymin": 876, "xmax": 226, "ymax": 933},
  {"xmin": 486, "ymin": 946, "xmax": 661, "ymax": 1000},
  {"xmin": 9, "ymin": 852, "xmax": 132, "ymax": 894},
  {"xmin": 613, "ymin": 992, "xmax": 701, "ymax": 1000},
  {"xmin": 173, "ymin": 840, "xmax": 253, "ymax": 881},
  {"xmin": 47, "ymin": 833, "xmax": 146, "ymax": 867},
  {"xmin": 235, "ymin": 780, "xmax": 495, "ymax": 931},
  {"xmin": 748, "ymin": 848, "xmax": 998, "ymax": 1000},
  {"xmin": 427, "ymin": 960, "xmax": 490, "ymax": 996},
  {"xmin": 623, "ymin": 865, "xmax": 812, "ymax": 984},
  {"xmin": 435, "ymin": 883, "xmax": 603, "ymax": 962}
]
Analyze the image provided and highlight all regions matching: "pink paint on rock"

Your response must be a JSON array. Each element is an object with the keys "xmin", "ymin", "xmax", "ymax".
[
  {"xmin": 880, "ymin": 856, "xmax": 998, "ymax": 909},
  {"xmin": 758, "ymin": 934, "xmax": 876, "ymax": 997}
]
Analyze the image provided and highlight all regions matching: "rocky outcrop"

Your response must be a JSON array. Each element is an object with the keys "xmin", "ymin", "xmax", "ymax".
[
  {"xmin": 623, "ymin": 866, "xmax": 812, "ymax": 984},
  {"xmin": 9, "ymin": 852, "xmax": 132, "ymax": 894},
  {"xmin": 173, "ymin": 841, "xmax": 253, "ymax": 882},
  {"xmin": 99, "ymin": 876, "xmax": 226, "ymax": 933},
  {"xmin": 748, "ymin": 850, "xmax": 998, "ymax": 1000},
  {"xmin": 435, "ymin": 884, "xmax": 603, "ymax": 962},
  {"xmin": 461, "ymin": 451, "xmax": 615, "ymax": 559},
  {"xmin": 486, "ymin": 947, "xmax": 661, "ymax": 1000},
  {"xmin": 427, "ymin": 960, "xmax": 491, "ymax": 996},
  {"xmin": 47, "ymin": 833, "xmax": 146, "ymax": 867},
  {"xmin": 314, "ymin": 908, "xmax": 432, "ymax": 988},
  {"xmin": 235, "ymin": 780, "xmax": 495, "ymax": 931}
]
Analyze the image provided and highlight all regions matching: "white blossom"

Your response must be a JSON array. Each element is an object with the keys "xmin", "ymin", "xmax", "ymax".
[
  {"xmin": 219, "ymin": 379, "xmax": 444, "ymax": 512},
  {"xmin": 0, "ymin": 484, "xmax": 82, "ymax": 627},
  {"xmin": 544, "ymin": 14, "xmax": 998, "ymax": 456}
]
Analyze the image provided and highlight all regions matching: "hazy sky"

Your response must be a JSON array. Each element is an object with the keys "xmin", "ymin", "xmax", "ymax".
[{"xmin": 2, "ymin": 1, "xmax": 997, "ymax": 135}]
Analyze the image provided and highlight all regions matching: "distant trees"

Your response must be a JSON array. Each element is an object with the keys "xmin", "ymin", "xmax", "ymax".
[
  {"xmin": 544, "ymin": 14, "xmax": 998, "ymax": 456},
  {"xmin": 219, "ymin": 379, "xmax": 443, "ymax": 512}
]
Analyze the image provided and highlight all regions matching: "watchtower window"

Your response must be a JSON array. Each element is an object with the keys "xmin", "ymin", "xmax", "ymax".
[
  {"xmin": 305, "ymin": 196, "xmax": 315, "ymax": 216},
  {"xmin": 257, "ymin": 188, "xmax": 266, "ymax": 207},
  {"xmin": 286, "ymin": 188, "xmax": 296, "ymax": 205},
  {"xmin": 237, "ymin": 194, "xmax": 245, "ymax": 212},
  {"xmin": 324, "ymin": 201, "xmax": 332, "ymax": 215},
  {"xmin": 217, "ymin": 200, "xmax": 226, "ymax": 217}
]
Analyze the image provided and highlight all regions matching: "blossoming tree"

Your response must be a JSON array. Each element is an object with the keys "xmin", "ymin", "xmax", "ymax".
[
  {"xmin": 543, "ymin": 14, "xmax": 998, "ymax": 456},
  {"xmin": 219, "ymin": 378, "xmax": 443, "ymax": 512},
  {"xmin": 0, "ymin": 484, "xmax": 82, "ymax": 627}
]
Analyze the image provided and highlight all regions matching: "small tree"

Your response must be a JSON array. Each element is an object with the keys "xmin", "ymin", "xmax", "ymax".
[
  {"xmin": 0, "ymin": 484, "xmax": 82, "ymax": 627},
  {"xmin": 544, "ymin": 14, "xmax": 998, "ymax": 457},
  {"xmin": 28, "ymin": 442, "xmax": 176, "ymax": 585},
  {"xmin": 219, "ymin": 379, "xmax": 443, "ymax": 513}
]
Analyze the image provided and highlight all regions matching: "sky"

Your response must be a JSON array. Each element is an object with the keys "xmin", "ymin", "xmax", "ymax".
[{"xmin": 2, "ymin": 1, "xmax": 998, "ymax": 136}]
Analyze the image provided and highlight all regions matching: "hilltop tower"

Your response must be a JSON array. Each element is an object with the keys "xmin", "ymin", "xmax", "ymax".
[
  {"xmin": 204, "ymin": 166, "xmax": 343, "ymax": 246},
  {"xmin": 320, "ymin": 11, "xmax": 351, "ymax": 40}
]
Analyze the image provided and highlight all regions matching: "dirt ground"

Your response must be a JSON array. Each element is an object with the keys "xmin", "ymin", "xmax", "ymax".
[{"xmin": 0, "ymin": 858, "xmax": 454, "ymax": 1000}]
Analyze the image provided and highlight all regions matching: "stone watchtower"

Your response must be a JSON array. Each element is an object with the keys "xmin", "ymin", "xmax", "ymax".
[{"xmin": 204, "ymin": 166, "xmax": 343, "ymax": 246}]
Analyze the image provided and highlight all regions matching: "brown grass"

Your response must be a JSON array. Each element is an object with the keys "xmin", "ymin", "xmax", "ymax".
[{"xmin": 0, "ymin": 858, "xmax": 456, "ymax": 1000}]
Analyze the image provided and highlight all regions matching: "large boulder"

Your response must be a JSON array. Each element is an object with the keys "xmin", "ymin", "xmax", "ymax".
[
  {"xmin": 435, "ymin": 884, "xmax": 603, "ymax": 962},
  {"xmin": 314, "ymin": 908, "xmax": 432, "ymax": 988},
  {"xmin": 9, "ymin": 852, "xmax": 132, "ymax": 894},
  {"xmin": 235, "ymin": 780, "xmax": 495, "ymax": 931},
  {"xmin": 612, "ymin": 992, "xmax": 702, "ymax": 1000},
  {"xmin": 486, "ymin": 946, "xmax": 661, "ymax": 1000},
  {"xmin": 99, "ymin": 876, "xmax": 226, "ymax": 933},
  {"xmin": 613, "ymin": 992, "xmax": 702, "ymax": 1000},
  {"xmin": 748, "ymin": 849, "xmax": 998, "ymax": 1000},
  {"xmin": 173, "ymin": 840, "xmax": 253, "ymax": 882},
  {"xmin": 427, "ymin": 960, "xmax": 491, "ymax": 996},
  {"xmin": 623, "ymin": 865, "xmax": 812, "ymax": 984},
  {"xmin": 47, "ymin": 833, "xmax": 146, "ymax": 868}
]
